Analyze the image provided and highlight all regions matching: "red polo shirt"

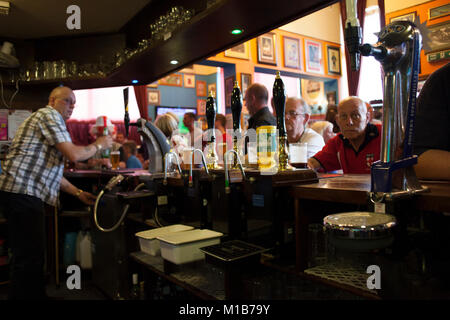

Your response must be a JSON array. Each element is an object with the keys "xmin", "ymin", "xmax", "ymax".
[{"xmin": 312, "ymin": 123, "xmax": 381, "ymax": 174}]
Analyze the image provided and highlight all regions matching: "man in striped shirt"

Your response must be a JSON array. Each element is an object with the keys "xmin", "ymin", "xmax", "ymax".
[{"xmin": 0, "ymin": 86, "xmax": 112, "ymax": 299}]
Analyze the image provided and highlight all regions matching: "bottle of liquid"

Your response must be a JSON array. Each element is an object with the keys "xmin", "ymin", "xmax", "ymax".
[
  {"xmin": 101, "ymin": 127, "xmax": 110, "ymax": 159},
  {"xmin": 139, "ymin": 281, "xmax": 146, "ymax": 300},
  {"xmin": 130, "ymin": 273, "xmax": 139, "ymax": 300}
]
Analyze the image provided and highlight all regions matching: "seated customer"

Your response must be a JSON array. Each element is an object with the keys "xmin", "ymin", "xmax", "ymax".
[
  {"xmin": 308, "ymin": 96, "xmax": 381, "ymax": 174},
  {"xmin": 310, "ymin": 120, "xmax": 336, "ymax": 144},
  {"xmin": 285, "ymin": 97, "xmax": 325, "ymax": 159},
  {"xmin": 121, "ymin": 140, "xmax": 143, "ymax": 169},
  {"xmin": 413, "ymin": 62, "xmax": 450, "ymax": 180}
]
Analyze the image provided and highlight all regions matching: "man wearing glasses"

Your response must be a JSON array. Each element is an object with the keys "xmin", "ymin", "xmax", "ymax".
[
  {"xmin": 285, "ymin": 97, "xmax": 324, "ymax": 158},
  {"xmin": 308, "ymin": 96, "xmax": 381, "ymax": 174}
]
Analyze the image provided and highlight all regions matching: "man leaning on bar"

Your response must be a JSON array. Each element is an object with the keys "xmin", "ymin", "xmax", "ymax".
[{"xmin": 0, "ymin": 86, "xmax": 112, "ymax": 300}]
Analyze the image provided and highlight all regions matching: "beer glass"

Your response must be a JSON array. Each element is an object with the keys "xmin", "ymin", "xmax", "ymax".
[
  {"xmin": 289, "ymin": 142, "xmax": 307, "ymax": 168},
  {"xmin": 110, "ymin": 151, "xmax": 120, "ymax": 170}
]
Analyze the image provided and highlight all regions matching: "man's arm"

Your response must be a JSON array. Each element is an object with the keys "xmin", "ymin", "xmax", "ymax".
[
  {"xmin": 60, "ymin": 176, "xmax": 97, "ymax": 205},
  {"xmin": 415, "ymin": 149, "xmax": 450, "ymax": 181},
  {"xmin": 56, "ymin": 135, "xmax": 112, "ymax": 163}
]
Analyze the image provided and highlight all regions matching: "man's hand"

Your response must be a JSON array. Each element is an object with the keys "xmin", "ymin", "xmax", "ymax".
[
  {"xmin": 78, "ymin": 191, "xmax": 98, "ymax": 206},
  {"xmin": 96, "ymin": 135, "xmax": 113, "ymax": 149}
]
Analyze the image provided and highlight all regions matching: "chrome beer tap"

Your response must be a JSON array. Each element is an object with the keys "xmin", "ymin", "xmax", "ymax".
[{"xmin": 205, "ymin": 91, "xmax": 221, "ymax": 170}]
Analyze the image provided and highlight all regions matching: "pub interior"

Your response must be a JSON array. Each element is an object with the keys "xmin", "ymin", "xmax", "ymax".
[{"xmin": 0, "ymin": 0, "xmax": 449, "ymax": 304}]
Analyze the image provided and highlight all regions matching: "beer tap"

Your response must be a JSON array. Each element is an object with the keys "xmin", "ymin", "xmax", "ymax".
[
  {"xmin": 124, "ymin": 88, "xmax": 131, "ymax": 138},
  {"xmin": 188, "ymin": 149, "xmax": 209, "ymax": 187},
  {"xmin": 230, "ymin": 81, "xmax": 243, "ymax": 169},
  {"xmin": 224, "ymin": 149, "xmax": 246, "ymax": 194},
  {"xmin": 344, "ymin": 0, "xmax": 427, "ymax": 198},
  {"xmin": 272, "ymin": 71, "xmax": 291, "ymax": 171},
  {"xmin": 205, "ymin": 91, "xmax": 220, "ymax": 170},
  {"xmin": 163, "ymin": 151, "xmax": 182, "ymax": 185}
]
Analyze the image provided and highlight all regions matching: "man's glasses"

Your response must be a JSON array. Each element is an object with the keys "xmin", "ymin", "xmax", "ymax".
[
  {"xmin": 285, "ymin": 111, "xmax": 304, "ymax": 119},
  {"xmin": 337, "ymin": 113, "xmax": 362, "ymax": 121}
]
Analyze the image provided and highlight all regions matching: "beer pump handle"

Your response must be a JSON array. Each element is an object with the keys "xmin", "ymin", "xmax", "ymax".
[
  {"xmin": 273, "ymin": 71, "xmax": 286, "ymax": 136},
  {"xmin": 345, "ymin": 0, "xmax": 362, "ymax": 71},
  {"xmin": 205, "ymin": 92, "xmax": 216, "ymax": 142},
  {"xmin": 230, "ymin": 81, "xmax": 242, "ymax": 133},
  {"xmin": 123, "ymin": 88, "xmax": 130, "ymax": 138}
]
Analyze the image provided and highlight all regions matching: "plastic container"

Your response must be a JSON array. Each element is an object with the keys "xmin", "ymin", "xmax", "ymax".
[
  {"xmin": 135, "ymin": 224, "xmax": 194, "ymax": 256},
  {"xmin": 63, "ymin": 232, "xmax": 77, "ymax": 266},
  {"xmin": 157, "ymin": 229, "xmax": 223, "ymax": 264},
  {"xmin": 80, "ymin": 231, "xmax": 92, "ymax": 269}
]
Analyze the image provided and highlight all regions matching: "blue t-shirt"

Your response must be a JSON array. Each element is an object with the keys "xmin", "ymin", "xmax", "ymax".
[{"xmin": 126, "ymin": 155, "xmax": 142, "ymax": 169}]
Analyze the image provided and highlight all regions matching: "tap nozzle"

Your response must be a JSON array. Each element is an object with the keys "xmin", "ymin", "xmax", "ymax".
[{"xmin": 224, "ymin": 149, "xmax": 246, "ymax": 194}]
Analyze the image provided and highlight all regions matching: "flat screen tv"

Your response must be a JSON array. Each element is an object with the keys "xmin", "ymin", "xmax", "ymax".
[{"xmin": 155, "ymin": 106, "xmax": 197, "ymax": 134}]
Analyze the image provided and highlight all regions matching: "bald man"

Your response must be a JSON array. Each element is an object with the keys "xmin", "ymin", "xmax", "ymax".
[
  {"xmin": 308, "ymin": 96, "xmax": 381, "ymax": 174},
  {"xmin": 244, "ymin": 83, "xmax": 276, "ymax": 130},
  {"xmin": 0, "ymin": 86, "xmax": 112, "ymax": 299}
]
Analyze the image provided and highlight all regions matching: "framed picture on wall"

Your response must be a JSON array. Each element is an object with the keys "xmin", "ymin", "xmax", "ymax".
[
  {"xmin": 158, "ymin": 74, "xmax": 182, "ymax": 86},
  {"xmin": 305, "ymin": 39, "xmax": 323, "ymax": 74},
  {"xmin": 197, "ymin": 99, "xmax": 206, "ymax": 116},
  {"xmin": 390, "ymin": 12, "xmax": 416, "ymax": 23},
  {"xmin": 224, "ymin": 42, "xmax": 250, "ymax": 60},
  {"xmin": 207, "ymin": 83, "xmax": 216, "ymax": 97},
  {"xmin": 424, "ymin": 21, "xmax": 450, "ymax": 53},
  {"xmin": 326, "ymin": 46, "xmax": 341, "ymax": 75},
  {"xmin": 326, "ymin": 91, "xmax": 337, "ymax": 105},
  {"xmin": 283, "ymin": 36, "xmax": 302, "ymax": 69},
  {"xmin": 429, "ymin": 4, "xmax": 450, "ymax": 20},
  {"xmin": 240, "ymin": 73, "xmax": 252, "ymax": 95},
  {"xmin": 148, "ymin": 89, "xmax": 160, "ymax": 105},
  {"xmin": 257, "ymin": 33, "xmax": 277, "ymax": 65},
  {"xmin": 184, "ymin": 74, "xmax": 195, "ymax": 88},
  {"xmin": 196, "ymin": 80, "xmax": 207, "ymax": 97}
]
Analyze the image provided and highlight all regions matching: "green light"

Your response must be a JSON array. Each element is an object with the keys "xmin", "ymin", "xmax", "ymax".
[{"xmin": 231, "ymin": 29, "xmax": 243, "ymax": 35}]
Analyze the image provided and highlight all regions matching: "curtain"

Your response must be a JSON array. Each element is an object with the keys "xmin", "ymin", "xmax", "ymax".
[
  {"xmin": 133, "ymin": 85, "xmax": 149, "ymax": 120},
  {"xmin": 66, "ymin": 119, "xmax": 141, "ymax": 146},
  {"xmin": 340, "ymin": 0, "xmax": 367, "ymax": 96},
  {"xmin": 378, "ymin": 0, "xmax": 386, "ymax": 29}
]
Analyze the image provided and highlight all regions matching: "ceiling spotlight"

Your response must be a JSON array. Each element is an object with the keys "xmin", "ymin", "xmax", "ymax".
[
  {"xmin": 132, "ymin": 80, "xmax": 139, "ymax": 84},
  {"xmin": 231, "ymin": 28, "xmax": 244, "ymax": 35},
  {"xmin": 170, "ymin": 60, "xmax": 179, "ymax": 65}
]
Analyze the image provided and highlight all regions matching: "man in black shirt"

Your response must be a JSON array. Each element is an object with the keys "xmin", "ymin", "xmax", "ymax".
[
  {"xmin": 413, "ymin": 62, "xmax": 450, "ymax": 180},
  {"xmin": 244, "ymin": 83, "xmax": 276, "ymax": 130}
]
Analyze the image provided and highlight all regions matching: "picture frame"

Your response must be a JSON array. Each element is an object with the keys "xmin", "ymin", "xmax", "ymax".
[
  {"xmin": 429, "ymin": 3, "xmax": 450, "ymax": 20},
  {"xmin": 148, "ymin": 89, "xmax": 160, "ymax": 105},
  {"xmin": 326, "ymin": 91, "xmax": 337, "ymax": 105},
  {"xmin": 225, "ymin": 76, "xmax": 235, "ymax": 108},
  {"xmin": 301, "ymin": 79, "xmax": 324, "ymax": 109},
  {"xmin": 240, "ymin": 73, "xmax": 252, "ymax": 96},
  {"xmin": 257, "ymin": 33, "xmax": 277, "ymax": 65},
  {"xmin": 224, "ymin": 41, "xmax": 250, "ymax": 60},
  {"xmin": 207, "ymin": 83, "xmax": 216, "ymax": 97},
  {"xmin": 158, "ymin": 74, "xmax": 182, "ymax": 86},
  {"xmin": 305, "ymin": 39, "xmax": 323, "ymax": 74},
  {"xmin": 184, "ymin": 74, "xmax": 195, "ymax": 88},
  {"xmin": 283, "ymin": 36, "xmax": 302, "ymax": 69},
  {"xmin": 424, "ymin": 21, "xmax": 450, "ymax": 54},
  {"xmin": 326, "ymin": 46, "xmax": 341, "ymax": 75},
  {"xmin": 196, "ymin": 80, "xmax": 207, "ymax": 97},
  {"xmin": 197, "ymin": 99, "xmax": 206, "ymax": 116},
  {"xmin": 390, "ymin": 12, "xmax": 416, "ymax": 23}
]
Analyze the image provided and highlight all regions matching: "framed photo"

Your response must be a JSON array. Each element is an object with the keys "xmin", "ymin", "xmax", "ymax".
[
  {"xmin": 429, "ymin": 3, "xmax": 450, "ymax": 20},
  {"xmin": 196, "ymin": 80, "xmax": 207, "ymax": 97},
  {"xmin": 240, "ymin": 73, "xmax": 252, "ymax": 95},
  {"xmin": 197, "ymin": 99, "xmax": 206, "ymax": 116},
  {"xmin": 147, "ymin": 89, "xmax": 160, "ymax": 105},
  {"xmin": 224, "ymin": 42, "xmax": 250, "ymax": 60},
  {"xmin": 225, "ymin": 76, "xmax": 235, "ymax": 108},
  {"xmin": 257, "ymin": 33, "xmax": 277, "ymax": 65},
  {"xmin": 390, "ymin": 12, "xmax": 416, "ymax": 23},
  {"xmin": 184, "ymin": 74, "xmax": 195, "ymax": 88},
  {"xmin": 305, "ymin": 39, "xmax": 323, "ymax": 74},
  {"xmin": 301, "ymin": 79, "xmax": 324, "ymax": 108},
  {"xmin": 424, "ymin": 21, "xmax": 450, "ymax": 54},
  {"xmin": 326, "ymin": 91, "xmax": 337, "ymax": 105},
  {"xmin": 283, "ymin": 36, "xmax": 302, "ymax": 69},
  {"xmin": 207, "ymin": 83, "xmax": 216, "ymax": 97},
  {"xmin": 326, "ymin": 46, "xmax": 341, "ymax": 75},
  {"xmin": 158, "ymin": 74, "xmax": 182, "ymax": 86}
]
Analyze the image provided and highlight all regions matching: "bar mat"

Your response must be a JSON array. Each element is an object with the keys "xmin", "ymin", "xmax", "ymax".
[
  {"xmin": 304, "ymin": 262, "xmax": 379, "ymax": 296},
  {"xmin": 200, "ymin": 240, "xmax": 268, "ymax": 262}
]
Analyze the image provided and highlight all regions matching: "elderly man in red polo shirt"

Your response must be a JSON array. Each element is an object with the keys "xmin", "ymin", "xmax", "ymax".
[{"xmin": 308, "ymin": 96, "xmax": 381, "ymax": 174}]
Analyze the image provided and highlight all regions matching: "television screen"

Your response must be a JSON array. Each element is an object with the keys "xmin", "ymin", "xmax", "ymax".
[{"xmin": 155, "ymin": 106, "xmax": 197, "ymax": 134}]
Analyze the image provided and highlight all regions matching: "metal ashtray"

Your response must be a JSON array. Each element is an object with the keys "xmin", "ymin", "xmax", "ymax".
[{"xmin": 323, "ymin": 211, "xmax": 397, "ymax": 252}]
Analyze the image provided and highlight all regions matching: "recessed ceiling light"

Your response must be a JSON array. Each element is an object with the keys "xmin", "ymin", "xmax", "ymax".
[
  {"xmin": 170, "ymin": 60, "xmax": 179, "ymax": 65},
  {"xmin": 132, "ymin": 80, "xmax": 138, "ymax": 84},
  {"xmin": 231, "ymin": 28, "xmax": 244, "ymax": 35}
]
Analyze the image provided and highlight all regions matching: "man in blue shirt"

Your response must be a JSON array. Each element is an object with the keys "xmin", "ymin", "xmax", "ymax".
[{"xmin": 122, "ymin": 140, "xmax": 143, "ymax": 169}]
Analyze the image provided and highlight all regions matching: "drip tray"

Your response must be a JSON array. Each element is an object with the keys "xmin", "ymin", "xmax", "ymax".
[{"xmin": 200, "ymin": 240, "xmax": 269, "ymax": 263}]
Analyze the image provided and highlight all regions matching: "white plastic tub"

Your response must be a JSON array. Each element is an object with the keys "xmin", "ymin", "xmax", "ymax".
[
  {"xmin": 135, "ymin": 224, "xmax": 194, "ymax": 256},
  {"xmin": 158, "ymin": 229, "xmax": 223, "ymax": 264}
]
